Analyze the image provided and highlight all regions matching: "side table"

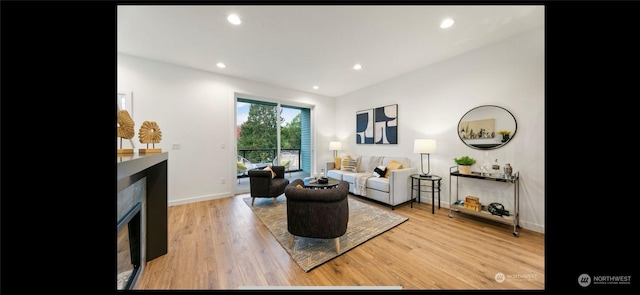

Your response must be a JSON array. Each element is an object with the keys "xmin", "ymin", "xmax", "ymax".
[{"xmin": 410, "ymin": 174, "xmax": 442, "ymax": 214}]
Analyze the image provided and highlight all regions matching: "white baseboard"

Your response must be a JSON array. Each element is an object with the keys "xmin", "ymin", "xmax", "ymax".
[{"xmin": 167, "ymin": 192, "xmax": 230, "ymax": 207}]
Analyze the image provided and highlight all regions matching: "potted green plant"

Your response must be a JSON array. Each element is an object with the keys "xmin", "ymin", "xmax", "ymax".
[
  {"xmin": 497, "ymin": 130, "xmax": 511, "ymax": 142},
  {"xmin": 454, "ymin": 155, "xmax": 476, "ymax": 174}
]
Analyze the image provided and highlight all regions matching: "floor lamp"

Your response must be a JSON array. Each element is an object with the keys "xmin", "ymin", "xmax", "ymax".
[{"xmin": 414, "ymin": 139, "xmax": 436, "ymax": 178}]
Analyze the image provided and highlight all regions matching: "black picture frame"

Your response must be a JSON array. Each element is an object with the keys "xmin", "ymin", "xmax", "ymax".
[
  {"xmin": 374, "ymin": 104, "xmax": 398, "ymax": 144},
  {"xmin": 356, "ymin": 108, "xmax": 374, "ymax": 144}
]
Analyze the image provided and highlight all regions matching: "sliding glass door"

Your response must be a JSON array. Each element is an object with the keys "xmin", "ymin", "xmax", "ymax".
[
  {"xmin": 236, "ymin": 99, "xmax": 278, "ymax": 165},
  {"xmin": 236, "ymin": 98, "xmax": 311, "ymax": 191}
]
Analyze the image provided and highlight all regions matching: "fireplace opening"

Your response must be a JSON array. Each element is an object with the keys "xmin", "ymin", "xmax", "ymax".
[{"xmin": 117, "ymin": 202, "xmax": 141, "ymax": 290}]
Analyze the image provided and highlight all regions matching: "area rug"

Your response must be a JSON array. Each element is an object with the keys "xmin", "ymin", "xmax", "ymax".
[{"xmin": 243, "ymin": 195, "xmax": 408, "ymax": 272}]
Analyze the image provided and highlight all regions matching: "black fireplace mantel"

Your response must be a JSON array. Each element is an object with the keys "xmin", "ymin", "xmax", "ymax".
[{"xmin": 117, "ymin": 152, "xmax": 168, "ymax": 289}]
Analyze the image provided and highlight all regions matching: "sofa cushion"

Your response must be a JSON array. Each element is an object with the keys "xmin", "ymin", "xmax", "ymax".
[
  {"xmin": 385, "ymin": 159, "xmax": 403, "ymax": 178},
  {"xmin": 341, "ymin": 172, "xmax": 360, "ymax": 184},
  {"xmin": 357, "ymin": 156, "xmax": 369, "ymax": 172},
  {"xmin": 326, "ymin": 169, "xmax": 348, "ymax": 180},
  {"xmin": 367, "ymin": 176, "xmax": 390, "ymax": 193},
  {"xmin": 362, "ymin": 156, "xmax": 383, "ymax": 173}
]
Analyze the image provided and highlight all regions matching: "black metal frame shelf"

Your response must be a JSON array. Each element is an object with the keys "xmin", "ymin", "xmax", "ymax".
[
  {"xmin": 448, "ymin": 166, "xmax": 520, "ymax": 236},
  {"xmin": 410, "ymin": 174, "xmax": 442, "ymax": 214}
]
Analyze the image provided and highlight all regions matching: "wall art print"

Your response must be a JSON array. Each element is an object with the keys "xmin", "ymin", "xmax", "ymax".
[
  {"xmin": 356, "ymin": 104, "xmax": 398, "ymax": 144},
  {"xmin": 356, "ymin": 109, "xmax": 374, "ymax": 144},
  {"xmin": 374, "ymin": 104, "xmax": 398, "ymax": 144}
]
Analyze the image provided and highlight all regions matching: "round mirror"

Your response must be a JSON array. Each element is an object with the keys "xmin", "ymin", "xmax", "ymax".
[{"xmin": 458, "ymin": 105, "xmax": 517, "ymax": 150}]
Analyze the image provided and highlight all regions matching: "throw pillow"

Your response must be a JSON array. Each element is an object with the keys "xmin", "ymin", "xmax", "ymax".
[
  {"xmin": 237, "ymin": 161, "xmax": 247, "ymax": 171},
  {"xmin": 340, "ymin": 155, "xmax": 350, "ymax": 171},
  {"xmin": 373, "ymin": 165, "xmax": 387, "ymax": 178},
  {"xmin": 348, "ymin": 158, "xmax": 358, "ymax": 172},
  {"xmin": 334, "ymin": 157, "xmax": 341, "ymax": 170},
  {"xmin": 385, "ymin": 160, "xmax": 403, "ymax": 178},
  {"xmin": 341, "ymin": 155, "xmax": 357, "ymax": 172},
  {"xmin": 263, "ymin": 166, "xmax": 276, "ymax": 178}
]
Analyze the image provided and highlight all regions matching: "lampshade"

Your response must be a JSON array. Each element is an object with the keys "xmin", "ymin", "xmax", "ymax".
[
  {"xmin": 329, "ymin": 141, "xmax": 342, "ymax": 151},
  {"xmin": 414, "ymin": 139, "xmax": 436, "ymax": 154}
]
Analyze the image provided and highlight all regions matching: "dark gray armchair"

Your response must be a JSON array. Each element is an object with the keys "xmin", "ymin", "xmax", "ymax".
[
  {"xmin": 248, "ymin": 165, "xmax": 290, "ymax": 206},
  {"xmin": 284, "ymin": 179, "xmax": 349, "ymax": 253}
]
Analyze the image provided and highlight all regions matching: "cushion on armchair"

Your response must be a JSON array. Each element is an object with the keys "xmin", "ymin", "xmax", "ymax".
[{"xmin": 263, "ymin": 166, "xmax": 276, "ymax": 178}]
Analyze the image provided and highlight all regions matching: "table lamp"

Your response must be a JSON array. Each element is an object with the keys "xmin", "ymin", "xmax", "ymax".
[
  {"xmin": 414, "ymin": 139, "xmax": 436, "ymax": 177},
  {"xmin": 329, "ymin": 141, "xmax": 342, "ymax": 158}
]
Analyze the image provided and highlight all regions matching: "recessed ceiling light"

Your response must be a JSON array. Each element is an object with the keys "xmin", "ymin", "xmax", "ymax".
[
  {"xmin": 353, "ymin": 64, "xmax": 362, "ymax": 70},
  {"xmin": 227, "ymin": 14, "xmax": 241, "ymax": 25},
  {"xmin": 313, "ymin": 86, "xmax": 319, "ymax": 90},
  {"xmin": 440, "ymin": 18, "xmax": 454, "ymax": 29},
  {"xmin": 216, "ymin": 62, "xmax": 226, "ymax": 68}
]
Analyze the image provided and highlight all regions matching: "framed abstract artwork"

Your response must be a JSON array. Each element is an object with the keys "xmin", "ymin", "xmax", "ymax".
[
  {"xmin": 374, "ymin": 104, "xmax": 398, "ymax": 144},
  {"xmin": 356, "ymin": 109, "xmax": 374, "ymax": 144}
]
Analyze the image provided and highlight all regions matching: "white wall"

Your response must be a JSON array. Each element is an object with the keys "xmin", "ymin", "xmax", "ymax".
[
  {"xmin": 117, "ymin": 26, "xmax": 544, "ymax": 233},
  {"xmin": 334, "ymin": 27, "xmax": 544, "ymax": 233},
  {"xmin": 118, "ymin": 53, "xmax": 337, "ymax": 205}
]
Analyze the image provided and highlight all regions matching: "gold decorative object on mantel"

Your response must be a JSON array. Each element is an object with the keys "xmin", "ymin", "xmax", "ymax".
[
  {"xmin": 117, "ymin": 110, "xmax": 135, "ymax": 154},
  {"xmin": 138, "ymin": 120, "xmax": 162, "ymax": 153}
]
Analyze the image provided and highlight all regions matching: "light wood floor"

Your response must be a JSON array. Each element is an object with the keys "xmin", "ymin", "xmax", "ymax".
[{"xmin": 135, "ymin": 193, "xmax": 544, "ymax": 290}]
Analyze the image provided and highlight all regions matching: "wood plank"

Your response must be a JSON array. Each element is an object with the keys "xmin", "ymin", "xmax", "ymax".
[{"xmin": 134, "ymin": 193, "xmax": 544, "ymax": 290}]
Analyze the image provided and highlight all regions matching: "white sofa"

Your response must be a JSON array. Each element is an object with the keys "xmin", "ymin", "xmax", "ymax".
[{"xmin": 325, "ymin": 155, "xmax": 417, "ymax": 209}]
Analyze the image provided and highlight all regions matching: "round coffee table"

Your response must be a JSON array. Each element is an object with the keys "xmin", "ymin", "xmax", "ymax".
[{"xmin": 303, "ymin": 177, "xmax": 340, "ymax": 189}]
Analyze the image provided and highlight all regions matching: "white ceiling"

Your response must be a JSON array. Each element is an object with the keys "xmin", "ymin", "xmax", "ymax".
[{"xmin": 117, "ymin": 5, "xmax": 544, "ymax": 97}]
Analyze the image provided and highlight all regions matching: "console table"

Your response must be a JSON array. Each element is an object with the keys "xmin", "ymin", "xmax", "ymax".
[{"xmin": 448, "ymin": 166, "xmax": 520, "ymax": 236}]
